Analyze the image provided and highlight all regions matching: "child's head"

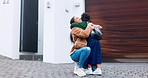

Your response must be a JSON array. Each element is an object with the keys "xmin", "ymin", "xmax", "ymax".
[{"xmin": 81, "ymin": 13, "xmax": 91, "ymax": 22}]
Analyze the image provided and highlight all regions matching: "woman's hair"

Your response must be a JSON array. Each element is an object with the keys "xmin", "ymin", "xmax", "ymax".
[
  {"xmin": 70, "ymin": 17, "xmax": 75, "ymax": 42},
  {"xmin": 81, "ymin": 13, "xmax": 91, "ymax": 22},
  {"xmin": 70, "ymin": 32, "xmax": 73, "ymax": 43},
  {"xmin": 70, "ymin": 17, "xmax": 75, "ymax": 24}
]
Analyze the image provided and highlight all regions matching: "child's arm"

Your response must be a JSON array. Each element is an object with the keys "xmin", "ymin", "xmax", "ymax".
[{"xmin": 93, "ymin": 24, "xmax": 102, "ymax": 29}]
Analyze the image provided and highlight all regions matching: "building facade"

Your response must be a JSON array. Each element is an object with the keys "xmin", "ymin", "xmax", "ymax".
[
  {"xmin": 0, "ymin": 0, "xmax": 148, "ymax": 63},
  {"xmin": 0, "ymin": 0, "xmax": 85, "ymax": 63}
]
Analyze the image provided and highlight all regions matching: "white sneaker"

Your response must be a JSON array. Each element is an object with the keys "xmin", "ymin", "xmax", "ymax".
[
  {"xmin": 74, "ymin": 62, "xmax": 78, "ymax": 74},
  {"xmin": 93, "ymin": 68, "xmax": 102, "ymax": 75},
  {"xmin": 75, "ymin": 68, "xmax": 86, "ymax": 77},
  {"xmin": 85, "ymin": 68, "xmax": 93, "ymax": 74}
]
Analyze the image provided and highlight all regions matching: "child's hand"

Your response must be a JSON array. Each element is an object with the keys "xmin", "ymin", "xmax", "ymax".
[
  {"xmin": 93, "ymin": 24, "xmax": 102, "ymax": 29},
  {"xmin": 88, "ymin": 23, "xmax": 94, "ymax": 29},
  {"xmin": 99, "ymin": 25, "xmax": 102, "ymax": 29}
]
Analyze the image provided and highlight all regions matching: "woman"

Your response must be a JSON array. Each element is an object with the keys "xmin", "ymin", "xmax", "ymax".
[
  {"xmin": 81, "ymin": 13, "xmax": 102, "ymax": 75},
  {"xmin": 70, "ymin": 14, "xmax": 102, "ymax": 75},
  {"xmin": 69, "ymin": 16, "xmax": 94, "ymax": 77}
]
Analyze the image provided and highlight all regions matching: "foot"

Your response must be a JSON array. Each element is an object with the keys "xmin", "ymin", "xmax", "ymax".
[
  {"xmin": 93, "ymin": 68, "xmax": 102, "ymax": 75},
  {"xmin": 85, "ymin": 68, "xmax": 93, "ymax": 74},
  {"xmin": 75, "ymin": 68, "xmax": 86, "ymax": 77},
  {"xmin": 74, "ymin": 62, "xmax": 78, "ymax": 74}
]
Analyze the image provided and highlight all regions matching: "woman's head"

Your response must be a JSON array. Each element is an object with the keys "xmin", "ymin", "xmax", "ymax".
[
  {"xmin": 70, "ymin": 16, "xmax": 82, "ymax": 24},
  {"xmin": 69, "ymin": 16, "xmax": 82, "ymax": 42}
]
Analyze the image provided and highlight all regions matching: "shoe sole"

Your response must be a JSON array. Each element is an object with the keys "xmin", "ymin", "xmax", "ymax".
[
  {"xmin": 86, "ymin": 72, "xmax": 93, "ymax": 75},
  {"xmin": 74, "ymin": 71, "xmax": 86, "ymax": 77},
  {"xmin": 75, "ymin": 73, "xmax": 86, "ymax": 77},
  {"xmin": 92, "ymin": 73, "xmax": 102, "ymax": 76}
]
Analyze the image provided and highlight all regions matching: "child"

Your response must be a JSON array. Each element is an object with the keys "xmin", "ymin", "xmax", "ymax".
[{"xmin": 81, "ymin": 12, "xmax": 102, "ymax": 75}]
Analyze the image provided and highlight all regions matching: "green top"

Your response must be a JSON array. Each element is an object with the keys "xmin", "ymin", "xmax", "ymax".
[{"xmin": 70, "ymin": 22, "xmax": 87, "ymax": 30}]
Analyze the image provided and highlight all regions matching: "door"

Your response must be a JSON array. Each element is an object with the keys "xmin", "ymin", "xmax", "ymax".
[
  {"xmin": 85, "ymin": 0, "xmax": 148, "ymax": 62},
  {"xmin": 20, "ymin": 0, "xmax": 38, "ymax": 52}
]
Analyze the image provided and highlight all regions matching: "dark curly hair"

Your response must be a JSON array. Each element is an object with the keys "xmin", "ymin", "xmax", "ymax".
[{"xmin": 81, "ymin": 13, "xmax": 91, "ymax": 22}]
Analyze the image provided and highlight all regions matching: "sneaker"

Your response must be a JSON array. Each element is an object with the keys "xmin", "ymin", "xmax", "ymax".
[
  {"xmin": 85, "ymin": 68, "xmax": 93, "ymax": 74},
  {"xmin": 93, "ymin": 68, "xmax": 102, "ymax": 75},
  {"xmin": 75, "ymin": 68, "xmax": 86, "ymax": 77},
  {"xmin": 74, "ymin": 62, "xmax": 78, "ymax": 74}
]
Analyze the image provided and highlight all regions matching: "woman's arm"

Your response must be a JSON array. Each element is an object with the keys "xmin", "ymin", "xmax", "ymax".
[{"xmin": 71, "ymin": 23, "xmax": 94, "ymax": 38}]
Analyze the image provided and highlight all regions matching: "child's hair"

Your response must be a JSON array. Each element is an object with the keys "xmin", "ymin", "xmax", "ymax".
[{"xmin": 81, "ymin": 13, "xmax": 91, "ymax": 22}]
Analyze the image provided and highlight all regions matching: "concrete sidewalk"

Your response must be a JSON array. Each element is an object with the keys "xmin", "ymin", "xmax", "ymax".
[{"xmin": 0, "ymin": 55, "xmax": 148, "ymax": 78}]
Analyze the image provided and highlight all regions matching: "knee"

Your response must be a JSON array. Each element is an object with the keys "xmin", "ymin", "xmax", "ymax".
[
  {"xmin": 83, "ymin": 47, "xmax": 91, "ymax": 54},
  {"xmin": 82, "ymin": 46, "xmax": 90, "ymax": 50}
]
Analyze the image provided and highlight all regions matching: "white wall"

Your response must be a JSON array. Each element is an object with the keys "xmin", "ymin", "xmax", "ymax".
[
  {"xmin": 43, "ymin": 0, "xmax": 85, "ymax": 63},
  {"xmin": 73, "ymin": 0, "xmax": 85, "ymax": 17},
  {"xmin": 54, "ymin": 0, "xmax": 85, "ymax": 63},
  {"xmin": 54, "ymin": 0, "xmax": 73, "ymax": 63},
  {"xmin": 12, "ymin": 0, "xmax": 21, "ymax": 59},
  {"xmin": 43, "ymin": 0, "xmax": 56, "ymax": 63},
  {"xmin": 0, "ymin": 0, "xmax": 20, "ymax": 59},
  {"xmin": 0, "ymin": 0, "xmax": 13, "ymax": 58},
  {"xmin": 0, "ymin": 0, "xmax": 85, "ymax": 63}
]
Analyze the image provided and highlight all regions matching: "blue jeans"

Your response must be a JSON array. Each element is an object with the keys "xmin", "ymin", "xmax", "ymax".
[{"xmin": 70, "ymin": 47, "xmax": 91, "ymax": 68}]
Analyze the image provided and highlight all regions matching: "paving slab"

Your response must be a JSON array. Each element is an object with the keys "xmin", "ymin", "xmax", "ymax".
[{"xmin": 0, "ymin": 55, "xmax": 148, "ymax": 78}]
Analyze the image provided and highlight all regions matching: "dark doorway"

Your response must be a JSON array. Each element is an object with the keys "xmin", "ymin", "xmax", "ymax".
[{"xmin": 20, "ymin": 0, "xmax": 38, "ymax": 53}]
